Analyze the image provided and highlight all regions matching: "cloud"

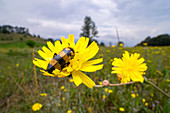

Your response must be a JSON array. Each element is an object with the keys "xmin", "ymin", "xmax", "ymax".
[{"xmin": 0, "ymin": 0, "xmax": 170, "ymax": 46}]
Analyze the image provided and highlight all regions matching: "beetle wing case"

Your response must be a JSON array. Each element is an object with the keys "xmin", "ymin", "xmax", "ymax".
[{"xmin": 46, "ymin": 47, "xmax": 75, "ymax": 74}]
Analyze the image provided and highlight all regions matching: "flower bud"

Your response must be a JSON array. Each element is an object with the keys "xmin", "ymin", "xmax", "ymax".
[{"xmin": 103, "ymin": 80, "xmax": 110, "ymax": 86}]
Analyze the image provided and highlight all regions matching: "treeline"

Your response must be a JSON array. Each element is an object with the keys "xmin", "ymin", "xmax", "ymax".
[
  {"xmin": 0, "ymin": 25, "xmax": 30, "ymax": 34},
  {"xmin": 136, "ymin": 34, "xmax": 170, "ymax": 46}
]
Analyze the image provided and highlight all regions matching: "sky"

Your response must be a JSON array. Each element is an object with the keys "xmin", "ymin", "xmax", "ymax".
[{"xmin": 0, "ymin": 0, "xmax": 170, "ymax": 46}]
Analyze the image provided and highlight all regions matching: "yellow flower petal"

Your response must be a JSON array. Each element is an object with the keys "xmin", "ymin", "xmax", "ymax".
[
  {"xmin": 42, "ymin": 46, "xmax": 51, "ymax": 54},
  {"xmin": 72, "ymin": 71, "xmax": 82, "ymax": 86},
  {"xmin": 75, "ymin": 37, "xmax": 89, "ymax": 52},
  {"xmin": 33, "ymin": 60, "xmax": 41, "ymax": 67},
  {"xmin": 38, "ymin": 50, "xmax": 50, "ymax": 61},
  {"xmin": 81, "ymin": 64, "xmax": 104, "ymax": 72},
  {"xmin": 47, "ymin": 41, "xmax": 55, "ymax": 52},
  {"xmin": 40, "ymin": 70, "xmax": 55, "ymax": 76},
  {"xmin": 68, "ymin": 34, "xmax": 76, "ymax": 48},
  {"xmin": 54, "ymin": 40, "xmax": 63, "ymax": 54},
  {"xmin": 61, "ymin": 36, "xmax": 68, "ymax": 48},
  {"xmin": 42, "ymin": 46, "xmax": 53, "ymax": 58},
  {"xmin": 53, "ymin": 69, "xmax": 70, "ymax": 77},
  {"xmin": 76, "ymin": 71, "xmax": 96, "ymax": 88},
  {"xmin": 33, "ymin": 58, "xmax": 48, "ymax": 70},
  {"xmin": 84, "ymin": 58, "xmax": 103, "ymax": 65},
  {"xmin": 83, "ymin": 41, "xmax": 99, "ymax": 61}
]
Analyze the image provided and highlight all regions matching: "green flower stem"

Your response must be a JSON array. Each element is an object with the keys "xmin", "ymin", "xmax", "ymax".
[
  {"xmin": 144, "ymin": 77, "xmax": 170, "ymax": 98},
  {"xmin": 94, "ymin": 81, "xmax": 135, "ymax": 87}
]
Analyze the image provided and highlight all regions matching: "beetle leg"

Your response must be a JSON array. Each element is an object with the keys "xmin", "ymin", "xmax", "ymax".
[{"xmin": 53, "ymin": 53, "xmax": 57, "ymax": 58}]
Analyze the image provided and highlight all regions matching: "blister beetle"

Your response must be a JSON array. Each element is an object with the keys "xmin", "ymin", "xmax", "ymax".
[{"xmin": 47, "ymin": 47, "xmax": 75, "ymax": 74}]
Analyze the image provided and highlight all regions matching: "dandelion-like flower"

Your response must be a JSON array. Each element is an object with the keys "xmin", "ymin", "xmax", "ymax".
[
  {"xmin": 119, "ymin": 107, "xmax": 125, "ymax": 112},
  {"xmin": 67, "ymin": 110, "xmax": 72, "ymax": 113},
  {"xmin": 60, "ymin": 86, "xmax": 65, "ymax": 90},
  {"xmin": 111, "ymin": 51, "xmax": 147, "ymax": 83},
  {"xmin": 33, "ymin": 34, "xmax": 103, "ymax": 88},
  {"xmin": 32, "ymin": 103, "xmax": 42, "ymax": 111},
  {"xmin": 131, "ymin": 94, "xmax": 136, "ymax": 98},
  {"xmin": 108, "ymin": 90, "xmax": 113, "ymax": 93},
  {"xmin": 40, "ymin": 93, "xmax": 47, "ymax": 97},
  {"xmin": 145, "ymin": 103, "xmax": 148, "ymax": 106},
  {"xmin": 143, "ymin": 43, "xmax": 148, "ymax": 46}
]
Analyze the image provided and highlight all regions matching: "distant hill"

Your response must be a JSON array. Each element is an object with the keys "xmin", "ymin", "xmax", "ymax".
[
  {"xmin": 136, "ymin": 34, "xmax": 170, "ymax": 46},
  {"xmin": 0, "ymin": 32, "xmax": 48, "ymax": 48},
  {"xmin": 0, "ymin": 25, "xmax": 53, "ymax": 48}
]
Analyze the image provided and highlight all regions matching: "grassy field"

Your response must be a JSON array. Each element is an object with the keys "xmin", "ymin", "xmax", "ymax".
[{"xmin": 0, "ymin": 44, "xmax": 169, "ymax": 113}]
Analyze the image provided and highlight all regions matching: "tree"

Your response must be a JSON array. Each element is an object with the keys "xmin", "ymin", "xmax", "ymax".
[
  {"xmin": 117, "ymin": 41, "xmax": 124, "ymax": 47},
  {"xmin": 80, "ymin": 16, "xmax": 98, "ymax": 43},
  {"xmin": 100, "ymin": 42, "xmax": 105, "ymax": 46},
  {"xmin": 37, "ymin": 35, "xmax": 40, "ymax": 38},
  {"xmin": 136, "ymin": 34, "xmax": 170, "ymax": 46},
  {"xmin": 109, "ymin": 42, "xmax": 112, "ymax": 47},
  {"xmin": 47, "ymin": 38, "xmax": 54, "ymax": 43}
]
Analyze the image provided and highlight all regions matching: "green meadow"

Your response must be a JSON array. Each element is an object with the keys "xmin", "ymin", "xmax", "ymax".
[{"xmin": 0, "ymin": 40, "xmax": 169, "ymax": 112}]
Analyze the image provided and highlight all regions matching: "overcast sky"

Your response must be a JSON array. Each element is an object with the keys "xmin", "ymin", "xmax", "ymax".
[{"xmin": 0, "ymin": 0, "xmax": 170, "ymax": 46}]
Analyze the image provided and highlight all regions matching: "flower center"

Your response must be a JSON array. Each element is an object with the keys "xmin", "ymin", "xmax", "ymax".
[{"xmin": 70, "ymin": 59, "xmax": 81, "ymax": 71}]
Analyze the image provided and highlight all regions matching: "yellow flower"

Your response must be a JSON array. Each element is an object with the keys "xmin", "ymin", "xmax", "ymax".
[
  {"xmin": 32, "ymin": 103, "xmax": 42, "ymax": 111},
  {"xmin": 64, "ymin": 88, "xmax": 67, "ymax": 92},
  {"xmin": 103, "ymin": 95, "xmax": 106, "ymax": 100},
  {"xmin": 108, "ymin": 90, "xmax": 113, "ymax": 93},
  {"xmin": 69, "ymin": 79, "xmax": 74, "ymax": 82},
  {"xmin": 136, "ymin": 93, "xmax": 139, "ymax": 97},
  {"xmin": 143, "ymin": 99, "xmax": 146, "ymax": 103},
  {"xmin": 33, "ymin": 34, "xmax": 103, "ymax": 89},
  {"xmin": 111, "ymin": 51, "xmax": 147, "ymax": 83},
  {"xmin": 99, "ymin": 82, "xmax": 103, "ymax": 85},
  {"xmin": 143, "ymin": 43, "xmax": 148, "ymax": 46},
  {"xmin": 147, "ymin": 60, "xmax": 151, "ymax": 63},
  {"xmin": 106, "ymin": 50, "xmax": 111, "ymax": 52},
  {"xmin": 120, "ymin": 43, "xmax": 124, "ymax": 47},
  {"xmin": 131, "ymin": 94, "xmax": 136, "ymax": 98},
  {"xmin": 16, "ymin": 63, "xmax": 19, "ymax": 67},
  {"xmin": 119, "ymin": 107, "xmax": 125, "ymax": 112},
  {"xmin": 91, "ymin": 98, "xmax": 95, "ymax": 101},
  {"xmin": 67, "ymin": 110, "xmax": 72, "ymax": 113},
  {"xmin": 58, "ymin": 103, "xmax": 61, "ymax": 106},
  {"xmin": 166, "ymin": 79, "xmax": 170, "ymax": 82},
  {"xmin": 112, "ymin": 45, "xmax": 116, "ymax": 47},
  {"xmin": 62, "ymin": 97, "xmax": 65, "ymax": 101},
  {"xmin": 105, "ymin": 88, "xmax": 108, "ymax": 93},
  {"xmin": 60, "ymin": 86, "xmax": 65, "ymax": 90},
  {"xmin": 40, "ymin": 93, "xmax": 47, "ymax": 97},
  {"xmin": 145, "ymin": 103, "xmax": 148, "ymax": 106},
  {"xmin": 88, "ymin": 107, "xmax": 92, "ymax": 113}
]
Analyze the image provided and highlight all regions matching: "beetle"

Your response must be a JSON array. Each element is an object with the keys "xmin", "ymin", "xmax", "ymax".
[{"xmin": 47, "ymin": 47, "xmax": 75, "ymax": 74}]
